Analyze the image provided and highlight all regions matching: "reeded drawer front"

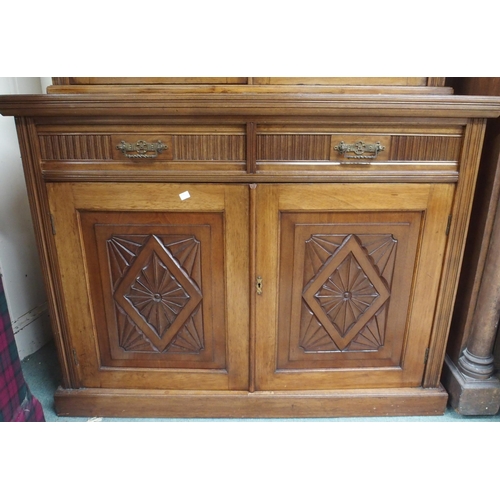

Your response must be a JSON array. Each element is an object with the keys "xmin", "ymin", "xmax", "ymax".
[
  {"xmin": 37, "ymin": 125, "xmax": 247, "ymax": 171},
  {"xmin": 257, "ymin": 132, "xmax": 463, "ymax": 163},
  {"xmin": 253, "ymin": 125, "xmax": 465, "ymax": 181},
  {"xmin": 37, "ymin": 122, "xmax": 464, "ymax": 183}
]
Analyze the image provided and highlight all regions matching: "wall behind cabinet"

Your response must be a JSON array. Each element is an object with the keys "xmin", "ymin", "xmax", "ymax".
[{"xmin": 0, "ymin": 77, "xmax": 52, "ymax": 358}]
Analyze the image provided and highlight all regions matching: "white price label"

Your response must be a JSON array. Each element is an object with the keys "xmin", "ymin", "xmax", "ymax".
[{"xmin": 179, "ymin": 191, "xmax": 190, "ymax": 201}]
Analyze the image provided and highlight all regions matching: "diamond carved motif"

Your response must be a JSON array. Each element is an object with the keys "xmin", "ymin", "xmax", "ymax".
[
  {"xmin": 314, "ymin": 252, "xmax": 379, "ymax": 335},
  {"xmin": 114, "ymin": 236, "xmax": 202, "ymax": 352},
  {"xmin": 303, "ymin": 235, "xmax": 390, "ymax": 350},
  {"xmin": 125, "ymin": 253, "xmax": 191, "ymax": 336}
]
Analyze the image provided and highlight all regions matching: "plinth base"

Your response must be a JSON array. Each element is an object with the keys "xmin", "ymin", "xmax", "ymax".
[
  {"xmin": 442, "ymin": 355, "xmax": 500, "ymax": 416},
  {"xmin": 55, "ymin": 386, "xmax": 448, "ymax": 418}
]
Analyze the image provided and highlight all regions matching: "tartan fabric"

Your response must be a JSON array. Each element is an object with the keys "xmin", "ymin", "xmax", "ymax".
[{"xmin": 0, "ymin": 275, "xmax": 45, "ymax": 422}]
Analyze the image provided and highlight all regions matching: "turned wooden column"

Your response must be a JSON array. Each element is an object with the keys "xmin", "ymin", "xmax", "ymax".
[
  {"xmin": 443, "ymin": 77, "xmax": 500, "ymax": 415},
  {"xmin": 458, "ymin": 195, "xmax": 500, "ymax": 380},
  {"xmin": 444, "ymin": 194, "xmax": 500, "ymax": 415}
]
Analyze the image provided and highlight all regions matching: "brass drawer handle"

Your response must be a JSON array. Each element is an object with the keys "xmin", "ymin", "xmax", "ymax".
[
  {"xmin": 116, "ymin": 140, "xmax": 168, "ymax": 159},
  {"xmin": 334, "ymin": 140, "xmax": 385, "ymax": 160}
]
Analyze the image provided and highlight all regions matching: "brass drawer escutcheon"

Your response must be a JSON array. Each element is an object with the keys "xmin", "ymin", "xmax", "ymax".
[
  {"xmin": 256, "ymin": 276, "xmax": 263, "ymax": 295},
  {"xmin": 116, "ymin": 139, "xmax": 168, "ymax": 159}
]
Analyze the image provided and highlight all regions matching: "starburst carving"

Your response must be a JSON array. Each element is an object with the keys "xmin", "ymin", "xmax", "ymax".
[
  {"xmin": 113, "ymin": 235, "xmax": 202, "ymax": 352},
  {"xmin": 314, "ymin": 252, "xmax": 379, "ymax": 337},
  {"xmin": 125, "ymin": 252, "xmax": 191, "ymax": 339},
  {"xmin": 348, "ymin": 313, "xmax": 385, "ymax": 351},
  {"xmin": 302, "ymin": 235, "xmax": 390, "ymax": 350}
]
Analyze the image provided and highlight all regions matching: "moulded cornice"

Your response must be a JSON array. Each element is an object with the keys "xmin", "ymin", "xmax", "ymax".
[{"xmin": 1, "ymin": 93, "xmax": 500, "ymax": 118}]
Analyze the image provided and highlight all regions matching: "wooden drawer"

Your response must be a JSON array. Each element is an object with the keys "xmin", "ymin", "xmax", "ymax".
[
  {"xmin": 36, "ymin": 121, "xmax": 465, "ymax": 183},
  {"xmin": 256, "ymin": 125, "xmax": 464, "ymax": 177},
  {"xmin": 37, "ymin": 124, "xmax": 247, "ymax": 173}
]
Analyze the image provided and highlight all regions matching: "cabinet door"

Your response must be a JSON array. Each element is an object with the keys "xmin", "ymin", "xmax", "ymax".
[
  {"xmin": 47, "ymin": 183, "xmax": 249, "ymax": 391},
  {"xmin": 255, "ymin": 183, "xmax": 454, "ymax": 390}
]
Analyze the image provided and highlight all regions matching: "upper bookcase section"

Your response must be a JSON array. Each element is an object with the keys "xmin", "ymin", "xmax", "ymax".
[{"xmin": 48, "ymin": 77, "xmax": 451, "ymax": 95}]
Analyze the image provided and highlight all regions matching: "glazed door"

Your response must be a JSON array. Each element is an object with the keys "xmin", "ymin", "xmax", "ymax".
[
  {"xmin": 47, "ymin": 183, "xmax": 249, "ymax": 391},
  {"xmin": 255, "ymin": 183, "xmax": 454, "ymax": 390}
]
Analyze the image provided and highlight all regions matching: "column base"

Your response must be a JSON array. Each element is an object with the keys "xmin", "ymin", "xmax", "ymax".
[
  {"xmin": 458, "ymin": 347, "xmax": 496, "ymax": 379},
  {"xmin": 442, "ymin": 355, "xmax": 500, "ymax": 415}
]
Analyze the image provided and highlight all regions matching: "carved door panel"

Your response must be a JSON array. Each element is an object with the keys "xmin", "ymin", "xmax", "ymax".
[
  {"xmin": 255, "ymin": 183, "xmax": 454, "ymax": 390},
  {"xmin": 47, "ymin": 183, "xmax": 249, "ymax": 391}
]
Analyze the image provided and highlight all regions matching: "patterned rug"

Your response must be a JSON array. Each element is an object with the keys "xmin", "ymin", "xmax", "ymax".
[{"xmin": 0, "ymin": 275, "xmax": 44, "ymax": 422}]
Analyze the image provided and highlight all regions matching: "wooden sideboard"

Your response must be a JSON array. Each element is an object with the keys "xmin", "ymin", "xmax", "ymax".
[{"xmin": 1, "ymin": 82, "xmax": 499, "ymax": 417}]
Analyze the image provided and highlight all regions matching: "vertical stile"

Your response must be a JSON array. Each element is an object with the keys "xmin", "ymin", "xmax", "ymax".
[{"xmin": 249, "ymin": 183, "xmax": 257, "ymax": 392}]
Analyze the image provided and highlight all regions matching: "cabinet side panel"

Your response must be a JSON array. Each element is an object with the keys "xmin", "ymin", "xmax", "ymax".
[
  {"xmin": 424, "ymin": 119, "xmax": 487, "ymax": 387},
  {"xmin": 16, "ymin": 119, "xmax": 77, "ymax": 387}
]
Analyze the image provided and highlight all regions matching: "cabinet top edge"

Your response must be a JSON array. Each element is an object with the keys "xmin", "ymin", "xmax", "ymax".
[{"xmin": 1, "ymin": 93, "xmax": 500, "ymax": 118}]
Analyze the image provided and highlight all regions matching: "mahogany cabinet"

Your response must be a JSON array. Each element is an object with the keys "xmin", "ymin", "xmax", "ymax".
[{"xmin": 1, "ymin": 85, "xmax": 499, "ymax": 417}]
